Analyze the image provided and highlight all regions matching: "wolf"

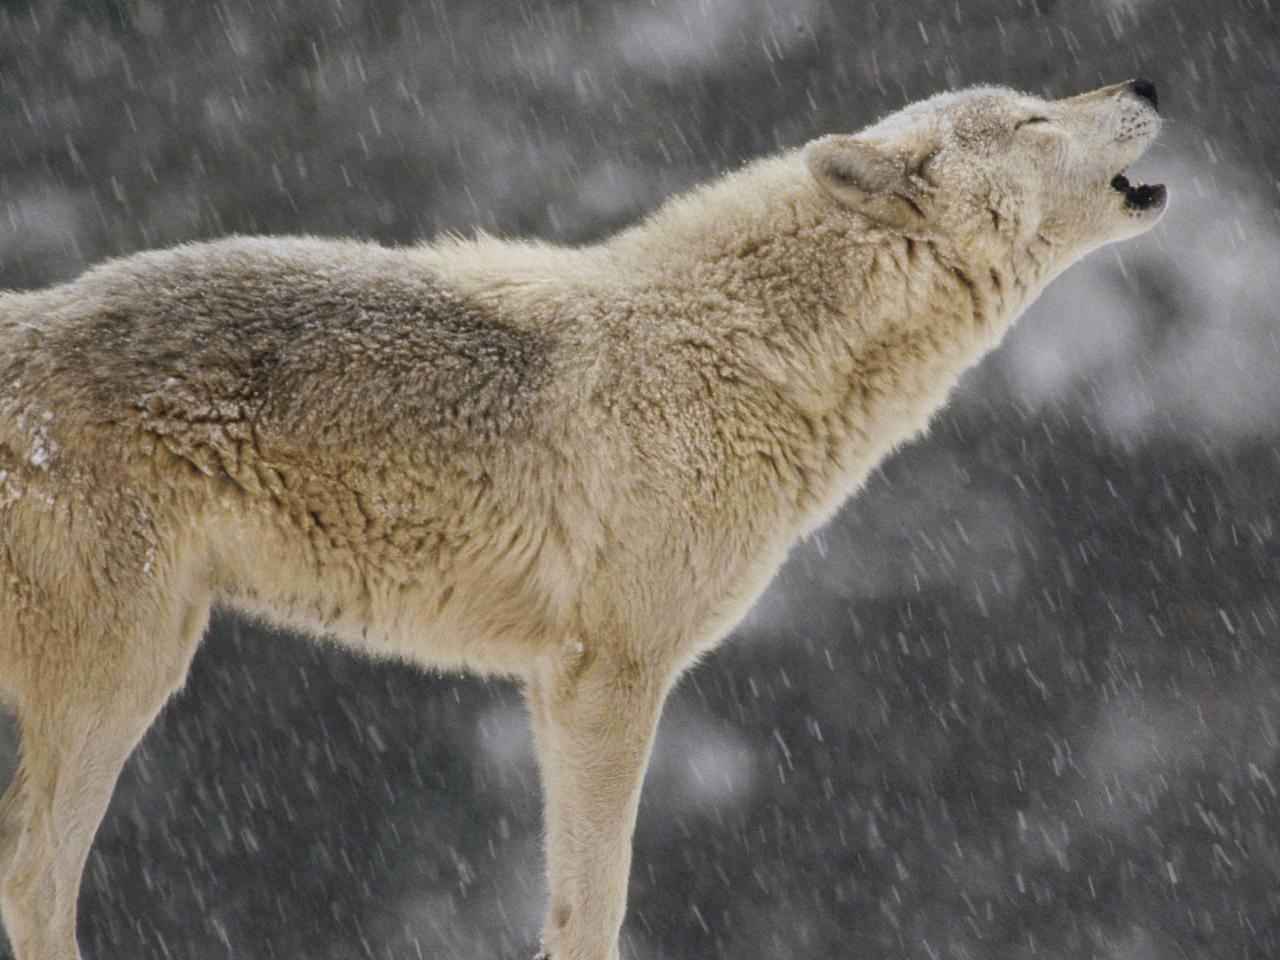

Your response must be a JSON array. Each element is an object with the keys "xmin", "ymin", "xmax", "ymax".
[{"xmin": 0, "ymin": 79, "xmax": 1165, "ymax": 960}]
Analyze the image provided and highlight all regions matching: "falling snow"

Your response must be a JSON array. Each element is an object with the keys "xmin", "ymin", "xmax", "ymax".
[{"xmin": 1, "ymin": 1, "xmax": 1279, "ymax": 959}]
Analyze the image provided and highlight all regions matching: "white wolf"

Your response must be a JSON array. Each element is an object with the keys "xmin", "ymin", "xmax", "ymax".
[{"xmin": 0, "ymin": 80, "xmax": 1165, "ymax": 959}]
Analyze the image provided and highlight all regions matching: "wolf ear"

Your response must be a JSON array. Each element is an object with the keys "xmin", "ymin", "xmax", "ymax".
[{"xmin": 805, "ymin": 135, "xmax": 927, "ymax": 232}]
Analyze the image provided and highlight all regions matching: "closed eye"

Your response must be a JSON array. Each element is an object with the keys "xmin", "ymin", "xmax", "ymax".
[{"xmin": 1015, "ymin": 116, "xmax": 1052, "ymax": 129}]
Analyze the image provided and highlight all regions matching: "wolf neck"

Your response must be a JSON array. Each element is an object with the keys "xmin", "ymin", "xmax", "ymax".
[{"xmin": 610, "ymin": 153, "xmax": 1020, "ymax": 528}]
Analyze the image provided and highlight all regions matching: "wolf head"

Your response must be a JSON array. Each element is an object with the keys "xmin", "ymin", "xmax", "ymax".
[{"xmin": 806, "ymin": 80, "xmax": 1166, "ymax": 275}]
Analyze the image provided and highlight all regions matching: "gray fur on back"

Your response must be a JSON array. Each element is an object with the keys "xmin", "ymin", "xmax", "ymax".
[{"xmin": 3, "ymin": 236, "xmax": 551, "ymax": 457}]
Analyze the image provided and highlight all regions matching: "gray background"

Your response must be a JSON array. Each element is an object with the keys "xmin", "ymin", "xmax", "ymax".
[{"xmin": 1, "ymin": 1, "xmax": 1278, "ymax": 958}]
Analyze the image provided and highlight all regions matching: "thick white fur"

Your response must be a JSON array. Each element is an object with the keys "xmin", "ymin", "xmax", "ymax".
[{"xmin": 0, "ymin": 82, "xmax": 1163, "ymax": 959}]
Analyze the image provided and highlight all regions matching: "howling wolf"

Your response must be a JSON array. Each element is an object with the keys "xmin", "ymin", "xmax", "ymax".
[{"xmin": 0, "ymin": 79, "xmax": 1165, "ymax": 960}]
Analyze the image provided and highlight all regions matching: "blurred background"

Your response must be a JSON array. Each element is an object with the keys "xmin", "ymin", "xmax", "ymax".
[{"xmin": 1, "ymin": 1, "xmax": 1278, "ymax": 958}]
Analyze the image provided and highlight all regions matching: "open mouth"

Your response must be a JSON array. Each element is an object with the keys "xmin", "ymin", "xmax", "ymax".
[{"xmin": 1110, "ymin": 173, "xmax": 1167, "ymax": 211}]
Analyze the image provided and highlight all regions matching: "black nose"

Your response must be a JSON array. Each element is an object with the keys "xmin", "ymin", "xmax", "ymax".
[{"xmin": 1127, "ymin": 78, "xmax": 1158, "ymax": 112}]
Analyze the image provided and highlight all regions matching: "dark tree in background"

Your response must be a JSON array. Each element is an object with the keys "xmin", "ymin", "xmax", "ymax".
[{"xmin": 2, "ymin": 1, "xmax": 1279, "ymax": 958}]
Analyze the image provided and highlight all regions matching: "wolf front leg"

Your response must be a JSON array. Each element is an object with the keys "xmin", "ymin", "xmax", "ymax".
[{"xmin": 527, "ymin": 642, "xmax": 674, "ymax": 960}]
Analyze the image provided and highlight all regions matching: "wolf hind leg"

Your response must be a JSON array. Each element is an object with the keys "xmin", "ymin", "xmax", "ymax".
[
  {"xmin": 1, "ymin": 722, "xmax": 142, "ymax": 960},
  {"xmin": 0, "ymin": 597, "xmax": 209, "ymax": 960},
  {"xmin": 0, "ymin": 765, "xmax": 27, "ymax": 879}
]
